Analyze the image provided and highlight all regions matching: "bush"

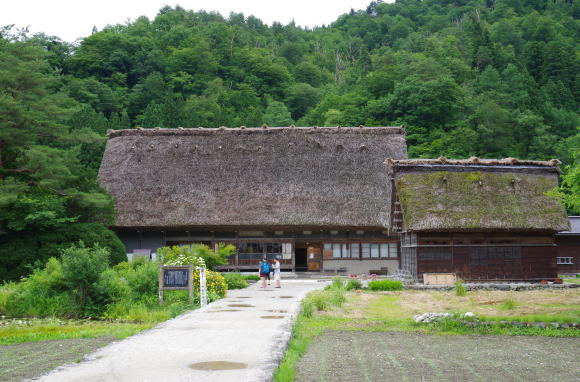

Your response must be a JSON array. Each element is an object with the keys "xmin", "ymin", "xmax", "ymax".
[
  {"xmin": 244, "ymin": 274, "xmax": 260, "ymax": 281},
  {"xmin": 157, "ymin": 243, "xmax": 236, "ymax": 271},
  {"xmin": 455, "ymin": 280, "xmax": 467, "ymax": 297},
  {"xmin": 223, "ymin": 272, "xmax": 249, "ymax": 289},
  {"xmin": 60, "ymin": 242, "xmax": 110, "ymax": 314},
  {"xmin": 345, "ymin": 278, "xmax": 362, "ymax": 291},
  {"xmin": 368, "ymin": 280, "xmax": 403, "ymax": 291},
  {"xmin": 0, "ymin": 223, "xmax": 126, "ymax": 282},
  {"xmin": 194, "ymin": 269, "xmax": 227, "ymax": 298}
]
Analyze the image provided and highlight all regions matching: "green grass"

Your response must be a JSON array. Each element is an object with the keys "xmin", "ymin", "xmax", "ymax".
[
  {"xmin": 0, "ymin": 319, "xmax": 152, "ymax": 345},
  {"xmin": 563, "ymin": 278, "xmax": 580, "ymax": 284}
]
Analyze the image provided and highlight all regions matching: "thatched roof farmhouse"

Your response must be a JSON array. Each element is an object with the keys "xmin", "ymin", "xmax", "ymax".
[
  {"xmin": 100, "ymin": 126, "xmax": 407, "ymax": 230},
  {"xmin": 99, "ymin": 128, "xmax": 570, "ymax": 280}
]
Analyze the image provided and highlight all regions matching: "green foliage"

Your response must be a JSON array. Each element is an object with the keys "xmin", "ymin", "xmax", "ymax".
[
  {"xmin": 328, "ymin": 276, "xmax": 344, "ymax": 290},
  {"xmin": 368, "ymin": 280, "xmax": 403, "ymax": 291},
  {"xmin": 455, "ymin": 280, "xmax": 467, "ymax": 297},
  {"xmin": 60, "ymin": 242, "xmax": 110, "ymax": 314},
  {"xmin": 499, "ymin": 298, "xmax": 518, "ymax": 310},
  {"xmin": 222, "ymin": 272, "xmax": 249, "ymax": 289},
  {"xmin": 0, "ymin": 223, "xmax": 126, "ymax": 282},
  {"xmin": 157, "ymin": 243, "xmax": 234, "ymax": 270},
  {"xmin": 244, "ymin": 274, "xmax": 260, "ymax": 281},
  {"xmin": 345, "ymin": 278, "xmax": 363, "ymax": 291}
]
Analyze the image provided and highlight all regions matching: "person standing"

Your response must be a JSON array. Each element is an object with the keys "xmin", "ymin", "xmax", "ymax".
[
  {"xmin": 259, "ymin": 257, "xmax": 270, "ymax": 288},
  {"xmin": 273, "ymin": 257, "xmax": 281, "ymax": 288}
]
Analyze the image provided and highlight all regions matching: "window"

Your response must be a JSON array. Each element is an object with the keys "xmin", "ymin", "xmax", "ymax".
[
  {"xmin": 380, "ymin": 243, "xmax": 389, "ymax": 258},
  {"xmin": 332, "ymin": 243, "xmax": 341, "ymax": 258},
  {"xmin": 351, "ymin": 243, "xmax": 360, "ymax": 258},
  {"xmin": 557, "ymin": 257, "xmax": 574, "ymax": 265},
  {"xmin": 238, "ymin": 242, "xmax": 265, "ymax": 261},
  {"xmin": 342, "ymin": 243, "xmax": 349, "ymax": 258},
  {"xmin": 388, "ymin": 243, "xmax": 398, "ymax": 258},
  {"xmin": 362, "ymin": 243, "xmax": 371, "ymax": 258},
  {"xmin": 370, "ymin": 243, "xmax": 380, "ymax": 258}
]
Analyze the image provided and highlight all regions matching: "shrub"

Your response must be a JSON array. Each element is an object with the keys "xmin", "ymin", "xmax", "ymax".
[
  {"xmin": 60, "ymin": 242, "xmax": 110, "ymax": 314},
  {"xmin": 454, "ymin": 280, "xmax": 467, "ymax": 297},
  {"xmin": 244, "ymin": 274, "xmax": 260, "ymax": 281},
  {"xmin": 223, "ymin": 272, "xmax": 249, "ymax": 289},
  {"xmin": 345, "ymin": 278, "xmax": 362, "ymax": 291},
  {"xmin": 368, "ymin": 280, "xmax": 403, "ymax": 291},
  {"xmin": 0, "ymin": 223, "xmax": 126, "ymax": 282},
  {"xmin": 193, "ymin": 269, "xmax": 227, "ymax": 298},
  {"xmin": 157, "ymin": 243, "xmax": 236, "ymax": 271}
]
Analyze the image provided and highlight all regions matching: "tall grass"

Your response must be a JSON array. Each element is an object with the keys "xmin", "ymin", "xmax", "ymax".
[{"xmin": 455, "ymin": 280, "xmax": 467, "ymax": 296}]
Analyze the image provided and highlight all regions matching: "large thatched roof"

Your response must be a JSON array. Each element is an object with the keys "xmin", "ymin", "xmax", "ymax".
[
  {"xmin": 99, "ymin": 126, "xmax": 407, "ymax": 229},
  {"xmin": 387, "ymin": 158, "xmax": 570, "ymax": 233}
]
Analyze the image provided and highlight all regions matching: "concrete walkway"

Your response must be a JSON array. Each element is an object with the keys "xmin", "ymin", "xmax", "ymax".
[{"xmin": 35, "ymin": 280, "xmax": 325, "ymax": 382}]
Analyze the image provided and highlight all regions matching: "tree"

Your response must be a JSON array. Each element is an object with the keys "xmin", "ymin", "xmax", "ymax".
[
  {"xmin": 285, "ymin": 83, "xmax": 321, "ymax": 120},
  {"xmin": 263, "ymin": 101, "xmax": 294, "ymax": 126}
]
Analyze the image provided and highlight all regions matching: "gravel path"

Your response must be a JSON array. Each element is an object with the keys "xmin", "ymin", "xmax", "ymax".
[
  {"xmin": 296, "ymin": 331, "xmax": 580, "ymax": 382},
  {"xmin": 34, "ymin": 280, "xmax": 324, "ymax": 382}
]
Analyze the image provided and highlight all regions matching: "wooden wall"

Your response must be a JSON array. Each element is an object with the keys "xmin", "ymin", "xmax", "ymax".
[{"xmin": 402, "ymin": 233, "xmax": 559, "ymax": 281}]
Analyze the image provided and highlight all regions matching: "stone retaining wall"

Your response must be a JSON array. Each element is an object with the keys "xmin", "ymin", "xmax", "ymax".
[{"xmin": 406, "ymin": 283, "xmax": 579, "ymax": 291}]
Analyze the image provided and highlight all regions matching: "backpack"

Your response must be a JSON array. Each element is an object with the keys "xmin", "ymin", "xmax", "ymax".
[{"xmin": 261, "ymin": 261, "xmax": 270, "ymax": 273}]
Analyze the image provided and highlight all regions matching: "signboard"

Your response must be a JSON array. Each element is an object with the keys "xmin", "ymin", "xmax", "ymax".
[
  {"xmin": 159, "ymin": 265, "xmax": 193, "ymax": 305},
  {"xmin": 199, "ymin": 267, "xmax": 207, "ymax": 307},
  {"xmin": 164, "ymin": 269, "xmax": 189, "ymax": 287}
]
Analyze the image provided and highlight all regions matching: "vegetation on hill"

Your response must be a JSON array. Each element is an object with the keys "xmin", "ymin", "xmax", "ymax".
[{"xmin": 1, "ymin": 0, "xmax": 578, "ymax": 279}]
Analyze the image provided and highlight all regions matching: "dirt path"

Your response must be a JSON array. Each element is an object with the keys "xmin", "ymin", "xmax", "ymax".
[
  {"xmin": 296, "ymin": 331, "xmax": 580, "ymax": 382},
  {"xmin": 0, "ymin": 337, "xmax": 115, "ymax": 382}
]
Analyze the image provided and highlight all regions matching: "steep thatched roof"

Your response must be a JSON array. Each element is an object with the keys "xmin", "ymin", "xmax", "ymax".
[
  {"xmin": 99, "ymin": 126, "xmax": 407, "ymax": 229},
  {"xmin": 387, "ymin": 159, "xmax": 570, "ymax": 233}
]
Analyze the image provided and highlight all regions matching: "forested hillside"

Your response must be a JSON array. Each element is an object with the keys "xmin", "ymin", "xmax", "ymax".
[{"xmin": 1, "ymin": 0, "xmax": 579, "ymax": 280}]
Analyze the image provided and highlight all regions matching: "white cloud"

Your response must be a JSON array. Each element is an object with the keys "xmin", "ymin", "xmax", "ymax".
[{"xmin": 2, "ymin": 0, "xmax": 378, "ymax": 42}]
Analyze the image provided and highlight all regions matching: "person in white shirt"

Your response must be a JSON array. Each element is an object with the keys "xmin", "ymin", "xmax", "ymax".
[{"xmin": 273, "ymin": 258, "xmax": 281, "ymax": 288}]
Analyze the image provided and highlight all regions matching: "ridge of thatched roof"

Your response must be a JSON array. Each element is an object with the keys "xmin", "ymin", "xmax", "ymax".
[
  {"xmin": 99, "ymin": 126, "xmax": 407, "ymax": 229},
  {"xmin": 391, "ymin": 159, "xmax": 569, "ymax": 233},
  {"xmin": 386, "ymin": 157, "xmax": 561, "ymax": 173},
  {"xmin": 107, "ymin": 125, "xmax": 406, "ymax": 138}
]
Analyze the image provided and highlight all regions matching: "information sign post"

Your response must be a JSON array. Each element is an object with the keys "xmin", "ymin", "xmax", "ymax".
[
  {"xmin": 159, "ymin": 264, "xmax": 193, "ymax": 305},
  {"xmin": 199, "ymin": 267, "xmax": 207, "ymax": 307}
]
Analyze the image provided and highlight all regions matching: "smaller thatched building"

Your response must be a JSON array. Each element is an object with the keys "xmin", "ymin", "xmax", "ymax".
[{"xmin": 387, "ymin": 157, "xmax": 570, "ymax": 281}]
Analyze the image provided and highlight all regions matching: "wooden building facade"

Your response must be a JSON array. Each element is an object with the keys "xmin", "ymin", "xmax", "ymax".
[
  {"xmin": 555, "ymin": 217, "xmax": 580, "ymax": 276},
  {"xmin": 388, "ymin": 158, "xmax": 570, "ymax": 282},
  {"xmin": 99, "ymin": 126, "xmax": 407, "ymax": 274}
]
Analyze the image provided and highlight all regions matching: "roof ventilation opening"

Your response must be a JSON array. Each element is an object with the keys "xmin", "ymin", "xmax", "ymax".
[
  {"xmin": 359, "ymin": 144, "xmax": 367, "ymax": 151},
  {"xmin": 336, "ymin": 144, "xmax": 344, "ymax": 151},
  {"xmin": 262, "ymin": 124, "xmax": 268, "ymax": 129},
  {"xmin": 359, "ymin": 125, "xmax": 364, "ymax": 128},
  {"xmin": 240, "ymin": 125, "xmax": 246, "ymax": 129}
]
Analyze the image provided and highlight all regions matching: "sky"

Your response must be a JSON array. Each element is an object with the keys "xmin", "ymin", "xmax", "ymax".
[{"xmin": 2, "ymin": 0, "xmax": 376, "ymax": 42}]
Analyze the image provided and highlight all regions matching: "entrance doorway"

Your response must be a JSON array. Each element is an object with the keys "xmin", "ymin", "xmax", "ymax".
[{"xmin": 295, "ymin": 248, "xmax": 308, "ymax": 271}]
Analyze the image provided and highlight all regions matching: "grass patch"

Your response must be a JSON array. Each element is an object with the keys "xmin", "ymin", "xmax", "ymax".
[
  {"xmin": 367, "ymin": 280, "xmax": 403, "ymax": 291},
  {"xmin": 0, "ymin": 318, "xmax": 151, "ymax": 345},
  {"xmin": 499, "ymin": 297, "xmax": 517, "ymax": 310}
]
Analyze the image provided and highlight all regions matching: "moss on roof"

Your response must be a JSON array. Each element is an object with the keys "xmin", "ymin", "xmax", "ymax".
[{"xmin": 396, "ymin": 171, "xmax": 570, "ymax": 232}]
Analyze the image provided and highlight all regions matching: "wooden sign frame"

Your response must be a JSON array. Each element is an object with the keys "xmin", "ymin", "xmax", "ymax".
[{"xmin": 159, "ymin": 264, "xmax": 193, "ymax": 305}]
